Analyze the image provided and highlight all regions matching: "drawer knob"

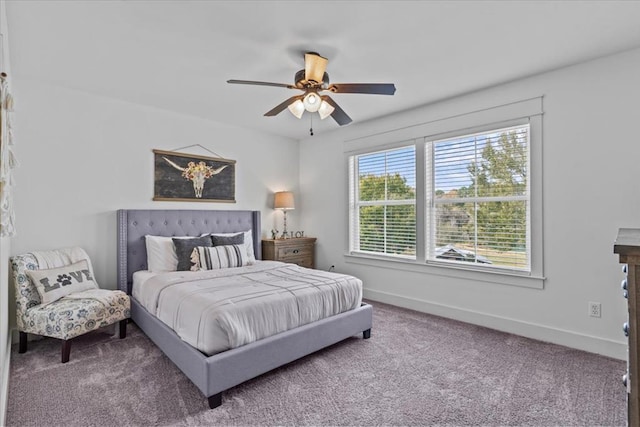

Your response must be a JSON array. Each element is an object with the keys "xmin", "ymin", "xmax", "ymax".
[
  {"xmin": 623, "ymin": 322, "xmax": 629, "ymax": 337},
  {"xmin": 623, "ymin": 373, "xmax": 628, "ymax": 387},
  {"xmin": 293, "ymin": 249, "xmax": 299, "ymax": 254},
  {"xmin": 623, "ymin": 264, "xmax": 628, "ymax": 274},
  {"xmin": 622, "ymin": 279, "xmax": 628, "ymax": 291}
]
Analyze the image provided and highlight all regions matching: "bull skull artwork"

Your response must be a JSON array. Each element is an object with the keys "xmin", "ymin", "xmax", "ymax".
[{"xmin": 163, "ymin": 157, "xmax": 228, "ymax": 198}]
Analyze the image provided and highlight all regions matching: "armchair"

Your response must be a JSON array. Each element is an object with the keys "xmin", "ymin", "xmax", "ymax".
[{"xmin": 11, "ymin": 248, "xmax": 130, "ymax": 363}]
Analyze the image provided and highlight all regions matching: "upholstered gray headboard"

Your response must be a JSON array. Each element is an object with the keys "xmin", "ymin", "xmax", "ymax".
[{"xmin": 117, "ymin": 209, "xmax": 261, "ymax": 294}]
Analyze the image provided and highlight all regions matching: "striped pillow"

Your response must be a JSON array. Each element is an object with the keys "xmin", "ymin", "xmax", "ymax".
[{"xmin": 190, "ymin": 245, "xmax": 249, "ymax": 271}]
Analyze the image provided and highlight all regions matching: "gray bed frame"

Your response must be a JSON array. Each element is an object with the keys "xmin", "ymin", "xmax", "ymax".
[{"xmin": 117, "ymin": 209, "xmax": 373, "ymax": 409}]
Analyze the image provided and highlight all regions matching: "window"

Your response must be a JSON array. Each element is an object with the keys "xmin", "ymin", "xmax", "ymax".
[
  {"xmin": 349, "ymin": 146, "xmax": 416, "ymax": 258},
  {"xmin": 348, "ymin": 123, "xmax": 535, "ymax": 275},
  {"xmin": 426, "ymin": 125, "xmax": 529, "ymax": 271}
]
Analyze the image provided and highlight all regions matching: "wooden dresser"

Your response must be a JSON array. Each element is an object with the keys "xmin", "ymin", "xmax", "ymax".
[
  {"xmin": 262, "ymin": 237, "xmax": 316, "ymax": 269},
  {"xmin": 614, "ymin": 228, "xmax": 640, "ymax": 427}
]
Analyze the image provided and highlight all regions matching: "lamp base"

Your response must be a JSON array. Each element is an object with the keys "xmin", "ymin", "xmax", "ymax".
[{"xmin": 280, "ymin": 210, "xmax": 290, "ymax": 239}]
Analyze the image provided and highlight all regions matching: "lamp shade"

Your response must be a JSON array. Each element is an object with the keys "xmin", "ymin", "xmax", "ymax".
[
  {"xmin": 274, "ymin": 191, "xmax": 295, "ymax": 210},
  {"xmin": 287, "ymin": 100, "xmax": 304, "ymax": 119},
  {"xmin": 318, "ymin": 99, "xmax": 335, "ymax": 120},
  {"xmin": 302, "ymin": 92, "xmax": 321, "ymax": 112}
]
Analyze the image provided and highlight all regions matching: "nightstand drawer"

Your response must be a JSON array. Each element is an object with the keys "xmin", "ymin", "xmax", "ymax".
[{"xmin": 277, "ymin": 246, "xmax": 312, "ymax": 260}]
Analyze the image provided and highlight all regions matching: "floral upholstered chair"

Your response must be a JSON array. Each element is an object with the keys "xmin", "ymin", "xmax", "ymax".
[{"xmin": 11, "ymin": 248, "xmax": 130, "ymax": 363}]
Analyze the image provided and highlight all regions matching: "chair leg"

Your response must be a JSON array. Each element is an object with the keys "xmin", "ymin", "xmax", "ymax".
[
  {"xmin": 61, "ymin": 340, "xmax": 71, "ymax": 363},
  {"xmin": 19, "ymin": 332, "xmax": 27, "ymax": 353},
  {"xmin": 119, "ymin": 319, "xmax": 127, "ymax": 339}
]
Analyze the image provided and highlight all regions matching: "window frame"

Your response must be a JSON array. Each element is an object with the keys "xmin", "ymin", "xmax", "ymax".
[
  {"xmin": 349, "ymin": 143, "xmax": 417, "ymax": 260},
  {"xmin": 345, "ymin": 98, "xmax": 544, "ymax": 289},
  {"xmin": 425, "ymin": 123, "xmax": 531, "ymax": 273}
]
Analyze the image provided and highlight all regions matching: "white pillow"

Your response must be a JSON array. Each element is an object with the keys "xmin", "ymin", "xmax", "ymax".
[
  {"xmin": 145, "ymin": 236, "xmax": 178, "ymax": 272},
  {"xmin": 145, "ymin": 235, "xmax": 198, "ymax": 272},
  {"xmin": 27, "ymin": 259, "xmax": 98, "ymax": 306},
  {"xmin": 190, "ymin": 245, "xmax": 249, "ymax": 271},
  {"xmin": 203, "ymin": 230, "xmax": 256, "ymax": 263}
]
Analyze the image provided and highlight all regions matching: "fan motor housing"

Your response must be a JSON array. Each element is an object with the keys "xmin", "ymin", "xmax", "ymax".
[{"xmin": 295, "ymin": 69, "xmax": 330, "ymax": 89}]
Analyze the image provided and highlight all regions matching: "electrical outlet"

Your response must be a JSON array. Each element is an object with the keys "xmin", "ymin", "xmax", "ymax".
[{"xmin": 589, "ymin": 302, "xmax": 601, "ymax": 318}]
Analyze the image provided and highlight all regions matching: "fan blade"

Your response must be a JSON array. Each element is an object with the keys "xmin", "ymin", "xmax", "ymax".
[
  {"xmin": 264, "ymin": 95, "xmax": 304, "ymax": 117},
  {"xmin": 304, "ymin": 52, "xmax": 328, "ymax": 84},
  {"xmin": 327, "ymin": 83, "xmax": 396, "ymax": 95},
  {"xmin": 322, "ymin": 95, "xmax": 352, "ymax": 126},
  {"xmin": 227, "ymin": 79, "xmax": 296, "ymax": 89}
]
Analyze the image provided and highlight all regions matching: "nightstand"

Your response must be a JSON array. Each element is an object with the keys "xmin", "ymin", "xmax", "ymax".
[{"xmin": 262, "ymin": 237, "xmax": 316, "ymax": 268}]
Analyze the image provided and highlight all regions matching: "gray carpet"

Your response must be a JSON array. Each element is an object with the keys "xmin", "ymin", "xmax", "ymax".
[{"xmin": 6, "ymin": 301, "xmax": 626, "ymax": 426}]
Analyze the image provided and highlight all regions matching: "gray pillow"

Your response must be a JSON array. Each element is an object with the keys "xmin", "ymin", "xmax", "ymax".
[
  {"xmin": 172, "ymin": 236, "xmax": 212, "ymax": 271},
  {"xmin": 211, "ymin": 232, "xmax": 244, "ymax": 246}
]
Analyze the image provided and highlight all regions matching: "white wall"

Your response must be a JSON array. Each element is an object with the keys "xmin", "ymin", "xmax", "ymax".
[
  {"xmin": 299, "ymin": 47, "xmax": 640, "ymax": 360},
  {"xmin": 9, "ymin": 78, "xmax": 300, "ymax": 302}
]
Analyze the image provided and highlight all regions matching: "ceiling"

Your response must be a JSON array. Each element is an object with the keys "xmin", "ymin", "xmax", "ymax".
[{"xmin": 5, "ymin": 1, "xmax": 640, "ymax": 140}]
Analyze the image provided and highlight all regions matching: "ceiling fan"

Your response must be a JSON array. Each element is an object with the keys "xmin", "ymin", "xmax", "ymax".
[{"xmin": 227, "ymin": 52, "xmax": 396, "ymax": 128}]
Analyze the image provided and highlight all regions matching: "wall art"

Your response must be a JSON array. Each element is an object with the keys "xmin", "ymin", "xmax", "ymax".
[{"xmin": 153, "ymin": 149, "xmax": 236, "ymax": 203}]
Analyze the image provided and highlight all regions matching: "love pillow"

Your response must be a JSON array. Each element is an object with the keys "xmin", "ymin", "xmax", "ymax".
[{"xmin": 26, "ymin": 259, "xmax": 98, "ymax": 306}]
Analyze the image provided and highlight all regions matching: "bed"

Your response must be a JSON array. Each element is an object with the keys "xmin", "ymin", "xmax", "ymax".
[{"xmin": 116, "ymin": 209, "xmax": 373, "ymax": 409}]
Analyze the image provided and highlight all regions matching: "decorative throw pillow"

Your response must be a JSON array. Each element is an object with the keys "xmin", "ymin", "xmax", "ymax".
[
  {"xmin": 211, "ymin": 232, "xmax": 244, "ymax": 247},
  {"xmin": 204, "ymin": 230, "xmax": 256, "ymax": 263},
  {"xmin": 190, "ymin": 245, "xmax": 249, "ymax": 271},
  {"xmin": 172, "ymin": 236, "xmax": 212, "ymax": 271},
  {"xmin": 26, "ymin": 259, "xmax": 98, "ymax": 306}
]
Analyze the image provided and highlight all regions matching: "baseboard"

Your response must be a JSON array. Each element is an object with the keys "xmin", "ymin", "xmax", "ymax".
[
  {"xmin": 364, "ymin": 288, "xmax": 627, "ymax": 360},
  {"xmin": 0, "ymin": 327, "xmax": 11, "ymax": 426}
]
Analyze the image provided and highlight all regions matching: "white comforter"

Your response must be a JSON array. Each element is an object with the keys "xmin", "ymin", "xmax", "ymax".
[{"xmin": 133, "ymin": 261, "xmax": 363, "ymax": 355}]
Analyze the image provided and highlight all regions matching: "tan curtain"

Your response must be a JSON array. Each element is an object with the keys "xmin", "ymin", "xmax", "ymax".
[{"xmin": 0, "ymin": 73, "xmax": 17, "ymax": 237}]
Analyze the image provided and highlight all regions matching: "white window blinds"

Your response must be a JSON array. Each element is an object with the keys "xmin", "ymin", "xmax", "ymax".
[
  {"xmin": 427, "ymin": 124, "xmax": 530, "ymax": 271},
  {"xmin": 349, "ymin": 145, "xmax": 416, "ymax": 258}
]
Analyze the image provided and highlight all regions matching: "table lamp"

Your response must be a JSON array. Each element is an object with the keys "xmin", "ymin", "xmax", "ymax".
[{"xmin": 274, "ymin": 191, "xmax": 295, "ymax": 239}]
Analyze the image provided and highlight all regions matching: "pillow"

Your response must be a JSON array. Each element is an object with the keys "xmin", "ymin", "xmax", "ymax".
[
  {"xmin": 211, "ymin": 232, "xmax": 244, "ymax": 246},
  {"xmin": 145, "ymin": 235, "xmax": 199, "ymax": 272},
  {"xmin": 172, "ymin": 236, "xmax": 212, "ymax": 271},
  {"xmin": 204, "ymin": 230, "xmax": 256, "ymax": 263},
  {"xmin": 26, "ymin": 259, "xmax": 98, "ymax": 306},
  {"xmin": 145, "ymin": 235, "xmax": 178, "ymax": 272},
  {"xmin": 190, "ymin": 245, "xmax": 249, "ymax": 271}
]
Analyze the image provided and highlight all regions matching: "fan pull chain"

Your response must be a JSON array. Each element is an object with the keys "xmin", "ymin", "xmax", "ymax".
[{"xmin": 309, "ymin": 114, "xmax": 314, "ymax": 136}]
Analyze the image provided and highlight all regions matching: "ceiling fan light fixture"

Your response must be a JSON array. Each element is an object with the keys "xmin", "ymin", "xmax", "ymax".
[
  {"xmin": 318, "ymin": 100, "xmax": 335, "ymax": 120},
  {"xmin": 303, "ymin": 92, "xmax": 321, "ymax": 112},
  {"xmin": 228, "ymin": 51, "xmax": 395, "ymax": 129},
  {"xmin": 287, "ymin": 99, "xmax": 305, "ymax": 119}
]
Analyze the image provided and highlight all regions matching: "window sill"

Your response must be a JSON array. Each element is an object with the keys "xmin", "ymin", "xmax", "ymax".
[{"xmin": 344, "ymin": 253, "xmax": 545, "ymax": 289}]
